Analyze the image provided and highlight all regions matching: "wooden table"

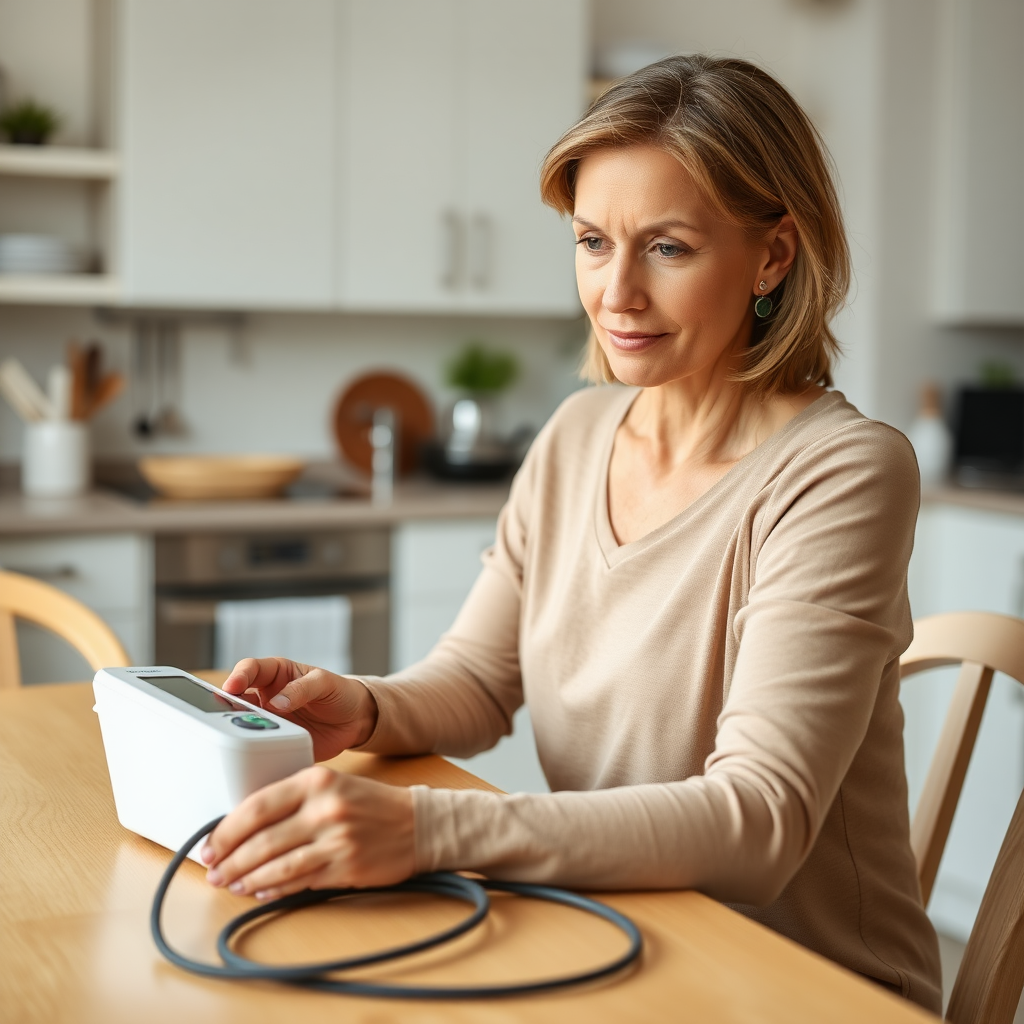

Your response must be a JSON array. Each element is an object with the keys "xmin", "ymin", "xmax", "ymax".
[{"xmin": 1, "ymin": 681, "xmax": 938, "ymax": 1024}]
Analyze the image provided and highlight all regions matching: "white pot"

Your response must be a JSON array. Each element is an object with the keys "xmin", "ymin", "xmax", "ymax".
[{"xmin": 23, "ymin": 420, "xmax": 90, "ymax": 497}]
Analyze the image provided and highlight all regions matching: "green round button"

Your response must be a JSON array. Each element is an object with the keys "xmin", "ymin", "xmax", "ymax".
[{"xmin": 231, "ymin": 714, "xmax": 279, "ymax": 731}]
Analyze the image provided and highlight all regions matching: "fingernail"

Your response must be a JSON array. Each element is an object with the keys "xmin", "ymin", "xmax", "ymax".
[
  {"xmin": 206, "ymin": 868, "xmax": 223, "ymax": 886},
  {"xmin": 255, "ymin": 890, "xmax": 271, "ymax": 901},
  {"xmin": 269, "ymin": 693, "xmax": 290, "ymax": 710},
  {"xmin": 200, "ymin": 844, "xmax": 215, "ymax": 864},
  {"xmin": 229, "ymin": 881, "xmax": 245, "ymax": 895}
]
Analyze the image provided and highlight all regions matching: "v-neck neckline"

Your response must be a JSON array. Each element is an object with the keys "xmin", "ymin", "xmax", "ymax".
[{"xmin": 594, "ymin": 387, "xmax": 838, "ymax": 568}]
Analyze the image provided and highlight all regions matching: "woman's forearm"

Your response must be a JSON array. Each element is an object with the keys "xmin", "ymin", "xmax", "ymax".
[
  {"xmin": 353, "ymin": 565, "xmax": 525, "ymax": 758},
  {"xmin": 408, "ymin": 772, "xmax": 809, "ymax": 905}
]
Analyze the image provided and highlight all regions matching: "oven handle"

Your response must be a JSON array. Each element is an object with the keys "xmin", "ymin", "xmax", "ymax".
[{"xmin": 158, "ymin": 589, "xmax": 388, "ymax": 626}]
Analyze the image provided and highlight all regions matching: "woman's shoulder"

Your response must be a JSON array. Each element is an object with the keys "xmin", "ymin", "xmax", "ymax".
[
  {"xmin": 770, "ymin": 390, "xmax": 919, "ymax": 505},
  {"xmin": 791, "ymin": 391, "xmax": 915, "ymax": 464},
  {"xmin": 529, "ymin": 384, "xmax": 635, "ymax": 459}
]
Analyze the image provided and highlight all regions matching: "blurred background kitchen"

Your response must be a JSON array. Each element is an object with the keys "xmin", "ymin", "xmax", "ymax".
[{"xmin": 1, "ymin": 0, "xmax": 1022, "ymax": 1002}]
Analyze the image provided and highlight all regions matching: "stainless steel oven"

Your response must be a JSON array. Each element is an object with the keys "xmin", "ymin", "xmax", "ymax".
[{"xmin": 154, "ymin": 527, "xmax": 389, "ymax": 674}]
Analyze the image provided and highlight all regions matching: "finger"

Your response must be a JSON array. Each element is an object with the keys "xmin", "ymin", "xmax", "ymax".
[
  {"xmin": 203, "ymin": 770, "xmax": 320, "ymax": 867},
  {"xmin": 209, "ymin": 812, "xmax": 321, "ymax": 890},
  {"xmin": 228, "ymin": 842, "xmax": 334, "ymax": 898},
  {"xmin": 252, "ymin": 866, "xmax": 333, "ymax": 902},
  {"xmin": 221, "ymin": 657, "xmax": 296, "ymax": 696},
  {"xmin": 265, "ymin": 666, "xmax": 345, "ymax": 713}
]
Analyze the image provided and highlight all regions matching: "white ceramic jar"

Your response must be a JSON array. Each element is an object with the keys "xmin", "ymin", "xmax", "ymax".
[{"xmin": 23, "ymin": 420, "xmax": 90, "ymax": 497}]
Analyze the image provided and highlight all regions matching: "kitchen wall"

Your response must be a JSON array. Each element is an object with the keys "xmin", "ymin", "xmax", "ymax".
[{"xmin": 0, "ymin": 305, "xmax": 587, "ymax": 461}]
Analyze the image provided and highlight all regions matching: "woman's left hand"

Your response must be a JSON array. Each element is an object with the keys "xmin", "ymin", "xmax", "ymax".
[{"xmin": 201, "ymin": 766, "xmax": 415, "ymax": 900}]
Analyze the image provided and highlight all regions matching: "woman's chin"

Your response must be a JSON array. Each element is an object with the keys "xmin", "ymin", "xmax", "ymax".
[{"xmin": 605, "ymin": 353, "xmax": 677, "ymax": 389}]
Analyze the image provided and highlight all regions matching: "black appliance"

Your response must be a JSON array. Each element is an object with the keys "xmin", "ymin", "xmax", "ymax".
[{"xmin": 954, "ymin": 386, "xmax": 1024, "ymax": 487}]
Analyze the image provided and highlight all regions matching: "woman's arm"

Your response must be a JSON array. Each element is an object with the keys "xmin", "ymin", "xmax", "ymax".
[{"xmin": 352, "ymin": 559, "xmax": 525, "ymax": 758}]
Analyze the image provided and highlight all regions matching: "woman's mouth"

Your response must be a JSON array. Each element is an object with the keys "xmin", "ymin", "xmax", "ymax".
[{"xmin": 604, "ymin": 330, "xmax": 667, "ymax": 353}]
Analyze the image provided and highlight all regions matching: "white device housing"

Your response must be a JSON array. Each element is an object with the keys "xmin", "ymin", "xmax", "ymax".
[{"xmin": 93, "ymin": 666, "xmax": 314, "ymax": 863}]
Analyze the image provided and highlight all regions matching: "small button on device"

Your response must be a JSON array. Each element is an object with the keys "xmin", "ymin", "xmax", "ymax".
[{"xmin": 230, "ymin": 713, "xmax": 280, "ymax": 731}]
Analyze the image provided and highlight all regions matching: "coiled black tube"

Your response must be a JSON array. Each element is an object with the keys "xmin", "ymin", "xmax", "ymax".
[{"xmin": 151, "ymin": 816, "xmax": 643, "ymax": 999}]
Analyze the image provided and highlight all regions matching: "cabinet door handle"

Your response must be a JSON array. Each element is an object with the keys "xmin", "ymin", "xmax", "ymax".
[
  {"xmin": 3, "ymin": 564, "xmax": 79, "ymax": 582},
  {"xmin": 440, "ymin": 209, "xmax": 464, "ymax": 289},
  {"xmin": 469, "ymin": 211, "xmax": 492, "ymax": 290}
]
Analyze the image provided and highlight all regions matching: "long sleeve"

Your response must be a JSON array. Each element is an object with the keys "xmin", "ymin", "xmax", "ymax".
[{"xmin": 404, "ymin": 418, "xmax": 919, "ymax": 905}]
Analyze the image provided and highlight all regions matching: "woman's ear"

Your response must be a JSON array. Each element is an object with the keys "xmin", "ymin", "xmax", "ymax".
[{"xmin": 753, "ymin": 214, "xmax": 799, "ymax": 294}]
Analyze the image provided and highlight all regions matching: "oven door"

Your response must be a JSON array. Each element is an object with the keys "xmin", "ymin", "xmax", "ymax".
[{"xmin": 156, "ymin": 585, "xmax": 390, "ymax": 676}]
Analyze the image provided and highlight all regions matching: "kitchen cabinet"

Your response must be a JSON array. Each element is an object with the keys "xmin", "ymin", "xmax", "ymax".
[
  {"xmin": 0, "ymin": 533, "xmax": 153, "ymax": 684},
  {"xmin": 115, "ymin": 0, "xmax": 585, "ymax": 315},
  {"xmin": 391, "ymin": 517, "xmax": 548, "ymax": 793},
  {"xmin": 930, "ymin": 0, "xmax": 1024, "ymax": 325},
  {"xmin": 338, "ymin": 0, "xmax": 586, "ymax": 315},
  {"xmin": 904, "ymin": 502, "xmax": 1024, "ymax": 939},
  {"xmin": 118, "ymin": 0, "xmax": 337, "ymax": 308}
]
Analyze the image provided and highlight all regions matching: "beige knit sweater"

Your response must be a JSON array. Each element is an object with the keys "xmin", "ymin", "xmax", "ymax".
[{"xmin": 357, "ymin": 386, "xmax": 942, "ymax": 1012}]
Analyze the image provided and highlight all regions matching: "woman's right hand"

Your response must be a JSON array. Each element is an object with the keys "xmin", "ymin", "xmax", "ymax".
[{"xmin": 221, "ymin": 658, "xmax": 379, "ymax": 761}]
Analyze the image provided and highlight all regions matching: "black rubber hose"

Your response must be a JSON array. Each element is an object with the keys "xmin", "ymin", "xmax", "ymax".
[{"xmin": 151, "ymin": 815, "xmax": 643, "ymax": 1000}]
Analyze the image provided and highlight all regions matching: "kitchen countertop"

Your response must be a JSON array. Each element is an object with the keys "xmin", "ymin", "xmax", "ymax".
[
  {"xmin": 921, "ymin": 483, "xmax": 1024, "ymax": 517},
  {"xmin": 0, "ymin": 477, "xmax": 511, "ymax": 536}
]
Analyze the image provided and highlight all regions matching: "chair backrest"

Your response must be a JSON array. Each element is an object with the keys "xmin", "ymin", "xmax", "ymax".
[
  {"xmin": 0, "ymin": 569, "xmax": 130, "ymax": 688},
  {"xmin": 901, "ymin": 611, "xmax": 1024, "ymax": 1024}
]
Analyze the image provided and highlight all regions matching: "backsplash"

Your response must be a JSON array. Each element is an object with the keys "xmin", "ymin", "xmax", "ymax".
[{"xmin": 0, "ymin": 305, "xmax": 588, "ymax": 464}]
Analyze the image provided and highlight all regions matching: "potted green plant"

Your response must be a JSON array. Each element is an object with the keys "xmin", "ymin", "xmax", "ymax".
[
  {"xmin": 445, "ymin": 342, "xmax": 519, "ymax": 394},
  {"xmin": 429, "ymin": 342, "xmax": 521, "ymax": 479},
  {"xmin": 0, "ymin": 99, "xmax": 61, "ymax": 146}
]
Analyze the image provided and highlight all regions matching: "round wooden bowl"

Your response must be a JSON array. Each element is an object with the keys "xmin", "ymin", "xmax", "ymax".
[{"xmin": 138, "ymin": 456, "xmax": 305, "ymax": 501}]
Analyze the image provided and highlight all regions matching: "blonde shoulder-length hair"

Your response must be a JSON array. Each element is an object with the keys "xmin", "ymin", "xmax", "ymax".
[{"xmin": 540, "ymin": 54, "xmax": 850, "ymax": 393}]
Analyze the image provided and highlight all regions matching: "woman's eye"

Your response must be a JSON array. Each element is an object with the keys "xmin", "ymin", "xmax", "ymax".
[
  {"xmin": 654, "ymin": 242, "xmax": 687, "ymax": 258},
  {"xmin": 577, "ymin": 236, "xmax": 605, "ymax": 252}
]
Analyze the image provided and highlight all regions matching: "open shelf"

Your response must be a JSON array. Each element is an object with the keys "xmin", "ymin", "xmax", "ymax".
[
  {"xmin": 0, "ymin": 146, "xmax": 119, "ymax": 180},
  {"xmin": 0, "ymin": 274, "xmax": 121, "ymax": 304}
]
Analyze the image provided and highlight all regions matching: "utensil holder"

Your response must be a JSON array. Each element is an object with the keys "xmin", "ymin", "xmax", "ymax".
[{"xmin": 23, "ymin": 420, "xmax": 90, "ymax": 497}]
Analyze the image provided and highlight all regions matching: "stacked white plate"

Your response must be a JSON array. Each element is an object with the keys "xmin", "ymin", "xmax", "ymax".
[{"xmin": 0, "ymin": 234, "xmax": 90, "ymax": 275}]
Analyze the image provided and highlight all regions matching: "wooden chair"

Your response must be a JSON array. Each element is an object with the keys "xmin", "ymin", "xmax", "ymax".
[
  {"xmin": 901, "ymin": 611, "xmax": 1024, "ymax": 1024},
  {"xmin": 0, "ymin": 569, "xmax": 129, "ymax": 688}
]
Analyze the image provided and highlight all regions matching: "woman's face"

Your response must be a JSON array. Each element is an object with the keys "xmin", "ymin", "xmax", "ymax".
[{"xmin": 573, "ymin": 145, "xmax": 771, "ymax": 389}]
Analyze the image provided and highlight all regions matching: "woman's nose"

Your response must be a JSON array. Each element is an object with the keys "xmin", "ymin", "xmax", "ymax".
[{"xmin": 602, "ymin": 255, "xmax": 647, "ymax": 314}]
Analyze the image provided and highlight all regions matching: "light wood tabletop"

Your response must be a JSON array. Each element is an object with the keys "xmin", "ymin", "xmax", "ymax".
[{"xmin": 0, "ymin": 679, "xmax": 939, "ymax": 1024}]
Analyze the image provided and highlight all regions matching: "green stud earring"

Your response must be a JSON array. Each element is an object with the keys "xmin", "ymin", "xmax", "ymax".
[{"xmin": 754, "ymin": 280, "xmax": 773, "ymax": 318}]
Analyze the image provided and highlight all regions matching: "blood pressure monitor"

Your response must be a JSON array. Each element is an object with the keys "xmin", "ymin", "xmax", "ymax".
[{"xmin": 93, "ymin": 667, "xmax": 313, "ymax": 862}]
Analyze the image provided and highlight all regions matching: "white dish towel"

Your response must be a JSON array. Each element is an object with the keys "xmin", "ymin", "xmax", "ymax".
[{"xmin": 214, "ymin": 595, "xmax": 352, "ymax": 676}]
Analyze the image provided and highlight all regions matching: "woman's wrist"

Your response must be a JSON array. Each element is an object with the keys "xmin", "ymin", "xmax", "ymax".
[{"xmin": 350, "ymin": 678, "xmax": 380, "ymax": 747}]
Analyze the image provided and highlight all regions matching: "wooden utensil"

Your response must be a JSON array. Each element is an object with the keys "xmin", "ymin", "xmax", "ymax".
[
  {"xmin": 67, "ymin": 341, "xmax": 88, "ymax": 420},
  {"xmin": 0, "ymin": 358, "xmax": 52, "ymax": 421},
  {"xmin": 86, "ymin": 372, "xmax": 125, "ymax": 418},
  {"xmin": 333, "ymin": 371, "xmax": 435, "ymax": 476}
]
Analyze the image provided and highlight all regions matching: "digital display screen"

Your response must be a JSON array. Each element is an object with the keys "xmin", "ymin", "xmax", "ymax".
[{"xmin": 144, "ymin": 675, "xmax": 251, "ymax": 713}]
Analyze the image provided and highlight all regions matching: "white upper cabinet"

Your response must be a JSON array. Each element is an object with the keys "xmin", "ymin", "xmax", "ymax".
[
  {"xmin": 931, "ymin": 0, "xmax": 1024, "ymax": 325},
  {"xmin": 116, "ymin": 0, "xmax": 585, "ymax": 314},
  {"xmin": 460, "ymin": 1, "xmax": 585, "ymax": 315},
  {"xmin": 340, "ymin": 0, "xmax": 586, "ymax": 315},
  {"xmin": 118, "ymin": 0, "xmax": 337, "ymax": 308},
  {"xmin": 341, "ymin": 0, "xmax": 460, "ymax": 311}
]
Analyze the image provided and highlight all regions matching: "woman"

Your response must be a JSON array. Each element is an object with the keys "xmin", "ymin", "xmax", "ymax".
[{"xmin": 202, "ymin": 56, "xmax": 942, "ymax": 1010}]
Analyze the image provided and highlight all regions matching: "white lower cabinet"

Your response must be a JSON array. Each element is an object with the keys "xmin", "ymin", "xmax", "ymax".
[
  {"xmin": 391, "ymin": 518, "xmax": 548, "ymax": 793},
  {"xmin": 0, "ymin": 533, "xmax": 153, "ymax": 684},
  {"xmin": 905, "ymin": 503, "xmax": 1024, "ymax": 939}
]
